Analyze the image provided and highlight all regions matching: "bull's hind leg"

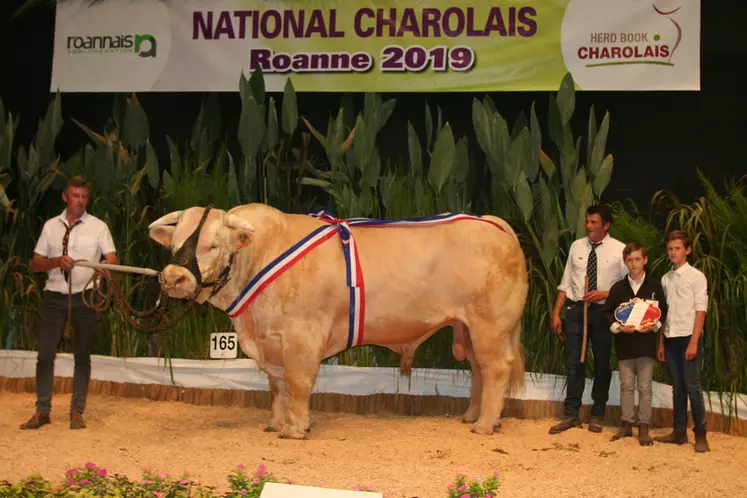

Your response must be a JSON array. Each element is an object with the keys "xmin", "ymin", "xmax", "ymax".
[
  {"xmin": 454, "ymin": 324, "xmax": 482, "ymax": 424},
  {"xmin": 265, "ymin": 376, "xmax": 289, "ymax": 432},
  {"xmin": 467, "ymin": 317, "xmax": 516, "ymax": 435}
]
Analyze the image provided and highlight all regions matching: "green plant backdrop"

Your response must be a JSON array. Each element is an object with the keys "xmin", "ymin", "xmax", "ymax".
[{"xmin": 1, "ymin": 70, "xmax": 745, "ymax": 431}]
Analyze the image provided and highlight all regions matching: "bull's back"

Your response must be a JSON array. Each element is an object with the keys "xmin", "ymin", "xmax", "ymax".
[{"xmin": 349, "ymin": 216, "xmax": 526, "ymax": 334}]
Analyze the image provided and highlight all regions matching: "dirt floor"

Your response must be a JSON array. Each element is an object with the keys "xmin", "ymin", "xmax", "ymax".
[{"xmin": 1, "ymin": 392, "xmax": 746, "ymax": 498}]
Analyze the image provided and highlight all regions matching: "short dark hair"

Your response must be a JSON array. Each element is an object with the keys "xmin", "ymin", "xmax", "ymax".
[
  {"xmin": 665, "ymin": 230, "xmax": 692, "ymax": 249},
  {"xmin": 623, "ymin": 242, "xmax": 647, "ymax": 259},
  {"xmin": 64, "ymin": 176, "xmax": 92, "ymax": 196},
  {"xmin": 586, "ymin": 204, "xmax": 612, "ymax": 225}
]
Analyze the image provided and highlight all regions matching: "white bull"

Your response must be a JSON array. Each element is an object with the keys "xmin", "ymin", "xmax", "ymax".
[{"xmin": 148, "ymin": 203, "xmax": 528, "ymax": 439}]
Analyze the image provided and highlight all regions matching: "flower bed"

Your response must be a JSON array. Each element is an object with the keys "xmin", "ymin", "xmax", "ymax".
[{"xmin": 0, "ymin": 462, "xmax": 500, "ymax": 498}]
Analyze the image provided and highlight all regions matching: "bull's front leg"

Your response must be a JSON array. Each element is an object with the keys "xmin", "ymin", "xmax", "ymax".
[
  {"xmin": 280, "ymin": 353, "xmax": 321, "ymax": 440},
  {"xmin": 265, "ymin": 376, "xmax": 289, "ymax": 433}
]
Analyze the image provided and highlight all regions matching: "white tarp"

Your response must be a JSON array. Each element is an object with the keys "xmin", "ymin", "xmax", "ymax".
[{"xmin": 2, "ymin": 349, "xmax": 745, "ymax": 420}]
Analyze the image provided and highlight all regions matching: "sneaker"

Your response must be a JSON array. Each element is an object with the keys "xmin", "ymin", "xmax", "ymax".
[
  {"xmin": 19, "ymin": 412, "xmax": 51, "ymax": 430},
  {"xmin": 70, "ymin": 412, "xmax": 87, "ymax": 430}
]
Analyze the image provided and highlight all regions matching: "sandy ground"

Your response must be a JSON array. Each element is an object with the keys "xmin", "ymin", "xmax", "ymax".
[{"xmin": 1, "ymin": 392, "xmax": 746, "ymax": 498}]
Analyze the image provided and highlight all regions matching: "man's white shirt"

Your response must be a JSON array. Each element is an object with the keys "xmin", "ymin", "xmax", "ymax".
[
  {"xmin": 558, "ymin": 234, "xmax": 627, "ymax": 304},
  {"xmin": 33, "ymin": 210, "xmax": 116, "ymax": 294},
  {"xmin": 661, "ymin": 262, "xmax": 708, "ymax": 338}
]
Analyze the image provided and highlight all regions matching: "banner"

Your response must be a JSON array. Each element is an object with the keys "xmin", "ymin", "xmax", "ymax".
[{"xmin": 50, "ymin": 0, "xmax": 701, "ymax": 93}]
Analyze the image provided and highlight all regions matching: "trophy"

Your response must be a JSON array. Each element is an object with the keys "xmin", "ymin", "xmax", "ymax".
[{"xmin": 614, "ymin": 297, "xmax": 661, "ymax": 330}]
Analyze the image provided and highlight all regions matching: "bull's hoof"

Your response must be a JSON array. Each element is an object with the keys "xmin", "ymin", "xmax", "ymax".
[
  {"xmin": 493, "ymin": 420, "xmax": 503, "ymax": 431},
  {"xmin": 461, "ymin": 410, "xmax": 480, "ymax": 424},
  {"xmin": 279, "ymin": 425, "xmax": 308, "ymax": 440},
  {"xmin": 264, "ymin": 425, "xmax": 280, "ymax": 433},
  {"xmin": 471, "ymin": 423, "xmax": 495, "ymax": 436}
]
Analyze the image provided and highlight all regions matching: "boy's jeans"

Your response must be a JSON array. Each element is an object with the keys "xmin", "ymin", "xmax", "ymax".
[
  {"xmin": 664, "ymin": 335, "xmax": 707, "ymax": 433},
  {"xmin": 618, "ymin": 357, "xmax": 655, "ymax": 424}
]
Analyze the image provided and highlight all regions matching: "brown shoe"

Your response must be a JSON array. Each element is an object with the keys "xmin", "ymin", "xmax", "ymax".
[
  {"xmin": 588, "ymin": 416, "xmax": 604, "ymax": 433},
  {"xmin": 653, "ymin": 429, "xmax": 688, "ymax": 445},
  {"xmin": 549, "ymin": 417, "xmax": 582, "ymax": 434},
  {"xmin": 19, "ymin": 412, "xmax": 51, "ymax": 430},
  {"xmin": 70, "ymin": 412, "xmax": 87, "ymax": 430},
  {"xmin": 610, "ymin": 421, "xmax": 633, "ymax": 441},
  {"xmin": 638, "ymin": 424, "xmax": 653, "ymax": 446},
  {"xmin": 694, "ymin": 431, "xmax": 710, "ymax": 453}
]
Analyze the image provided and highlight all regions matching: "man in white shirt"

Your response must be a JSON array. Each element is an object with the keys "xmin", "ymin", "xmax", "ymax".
[
  {"xmin": 654, "ymin": 230, "xmax": 710, "ymax": 452},
  {"xmin": 19, "ymin": 177, "xmax": 118, "ymax": 431},
  {"xmin": 548, "ymin": 205, "xmax": 627, "ymax": 435}
]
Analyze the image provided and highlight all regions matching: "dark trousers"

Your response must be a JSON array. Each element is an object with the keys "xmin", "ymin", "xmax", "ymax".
[
  {"xmin": 664, "ymin": 335, "xmax": 707, "ymax": 434},
  {"xmin": 562, "ymin": 301, "xmax": 612, "ymax": 419},
  {"xmin": 35, "ymin": 290, "xmax": 97, "ymax": 415}
]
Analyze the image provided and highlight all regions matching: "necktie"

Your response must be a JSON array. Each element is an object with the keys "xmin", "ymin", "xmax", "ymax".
[
  {"xmin": 587, "ymin": 241, "xmax": 601, "ymax": 292},
  {"xmin": 61, "ymin": 220, "xmax": 82, "ymax": 283}
]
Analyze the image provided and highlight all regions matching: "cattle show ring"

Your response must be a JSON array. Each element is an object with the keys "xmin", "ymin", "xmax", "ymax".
[{"xmin": 3, "ymin": 1, "xmax": 747, "ymax": 497}]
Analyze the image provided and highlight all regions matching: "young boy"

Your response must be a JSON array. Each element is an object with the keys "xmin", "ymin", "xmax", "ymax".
[
  {"xmin": 602, "ymin": 243, "xmax": 667, "ymax": 446},
  {"xmin": 654, "ymin": 230, "xmax": 710, "ymax": 452}
]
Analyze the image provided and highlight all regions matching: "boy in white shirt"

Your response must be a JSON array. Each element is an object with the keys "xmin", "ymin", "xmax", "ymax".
[{"xmin": 654, "ymin": 230, "xmax": 710, "ymax": 452}]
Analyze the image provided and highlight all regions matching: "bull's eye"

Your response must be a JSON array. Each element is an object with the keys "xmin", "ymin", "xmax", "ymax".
[{"xmin": 211, "ymin": 243, "xmax": 218, "ymax": 250}]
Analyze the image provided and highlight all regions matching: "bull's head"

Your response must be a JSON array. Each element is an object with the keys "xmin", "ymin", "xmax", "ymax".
[{"xmin": 148, "ymin": 207, "xmax": 254, "ymax": 301}]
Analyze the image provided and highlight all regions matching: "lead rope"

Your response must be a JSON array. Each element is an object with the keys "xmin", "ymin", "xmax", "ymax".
[{"xmin": 64, "ymin": 259, "xmax": 198, "ymax": 336}]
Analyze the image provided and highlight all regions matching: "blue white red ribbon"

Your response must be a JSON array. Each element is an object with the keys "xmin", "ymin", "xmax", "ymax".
[{"xmin": 226, "ymin": 210, "xmax": 507, "ymax": 349}]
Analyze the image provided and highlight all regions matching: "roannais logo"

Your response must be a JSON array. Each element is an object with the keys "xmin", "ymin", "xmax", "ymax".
[{"xmin": 67, "ymin": 33, "xmax": 157, "ymax": 57}]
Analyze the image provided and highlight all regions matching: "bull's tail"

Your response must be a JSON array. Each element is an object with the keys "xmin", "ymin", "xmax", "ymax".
[{"xmin": 507, "ymin": 319, "xmax": 526, "ymax": 397}]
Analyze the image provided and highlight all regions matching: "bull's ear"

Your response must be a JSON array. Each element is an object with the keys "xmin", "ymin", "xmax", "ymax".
[
  {"xmin": 149, "ymin": 226, "xmax": 176, "ymax": 247},
  {"xmin": 223, "ymin": 213, "xmax": 254, "ymax": 251}
]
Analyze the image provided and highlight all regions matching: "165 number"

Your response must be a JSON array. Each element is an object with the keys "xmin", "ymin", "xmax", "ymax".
[
  {"xmin": 380, "ymin": 45, "xmax": 475, "ymax": 72},
  {"xmin": 211, "ymin": 335, "xmax": 236, "ymax": 351},
  {"xmin": 210, "ymin": 332, "xmax": 238, "ymax": 359}
]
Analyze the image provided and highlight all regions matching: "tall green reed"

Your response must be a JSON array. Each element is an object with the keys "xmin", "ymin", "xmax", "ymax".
[{"xmin": 2, "ymin": 73, "xmax": 747, "ymax": 425}]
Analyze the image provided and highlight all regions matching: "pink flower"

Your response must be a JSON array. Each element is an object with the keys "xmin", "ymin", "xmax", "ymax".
[
  {"xmin": 458, "ymin": 484, "xmax": 468, "ymax": 491},
  {"xmin": 252, "ymin": 477, "xmax": 260, "ymax": 484},
  {"xmin": 240, "ymin": 490, "xmax": 247, "ymax": 496},
  {"xmin": 460, "ymin": 494, "xmax": 470, "ymax": 498},
  {"xmin": 154, "ymin": 492, "xmax": 164, "ymax": 498},
  {"xmin": 236, "ymin": 464, "xmax": 246, "ymax": 470},
  {"xmin": 158, "ymin": 472, "xmax": 168, "ymax": 479},
  {"xmin": 97, "ymin": 469, "xmax": 108, "ymax": 477},
  {"xmin": 85, "ymin": 462, "xmax": 96, "ymax": 469},
  {"xmin": 179, "ymin": 479, "xmax": 189, "ymax": 485},
  {"xmin": 447, "ymin": 484, "xmax": 455, "ymax": 490},
  {"xmin": 256, "ymin": 464, "xmax": 267, "ymax": 476},
  {"xmin": 66, "ymin": 479, "xmax": 75, "ymax": 486},
  {"xmin": 80, "ymin": 479, "xmax": 90, "ymax": 485}
]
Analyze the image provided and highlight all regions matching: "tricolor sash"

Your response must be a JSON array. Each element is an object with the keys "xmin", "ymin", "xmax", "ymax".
[{"xmin": 226, "ymin": 211, "xmax": 507, "ymax": 349}]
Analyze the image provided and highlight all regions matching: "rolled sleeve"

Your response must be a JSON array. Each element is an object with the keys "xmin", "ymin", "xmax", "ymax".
[
  {"xmin": 33, "ymin": 222, "xmax": 51, "ymax": 257},
  {"xmin": 557, "ymin": 259, "xmax": 572, "ymax": 294},
  {"xmin": 693, "ymin": 272, "xmax": 709, "ymax": 312},
  {"xmin": 98, "ymin": 225, "xmax": 117, "ymax": 255}
]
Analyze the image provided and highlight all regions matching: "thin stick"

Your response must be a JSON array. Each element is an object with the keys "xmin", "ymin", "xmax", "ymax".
[
  {"xmin": 73, "ymin": 260, "xmax": 160, "ymax": 277},
  {"xmin": 581, "ymin": 275, "xmax": 589, "ymax": 364}
]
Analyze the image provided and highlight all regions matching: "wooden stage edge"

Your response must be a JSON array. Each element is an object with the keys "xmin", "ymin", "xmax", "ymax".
[{"xmin": 1, "ymin": 376, "xmax": 745, "ymax": 436}]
